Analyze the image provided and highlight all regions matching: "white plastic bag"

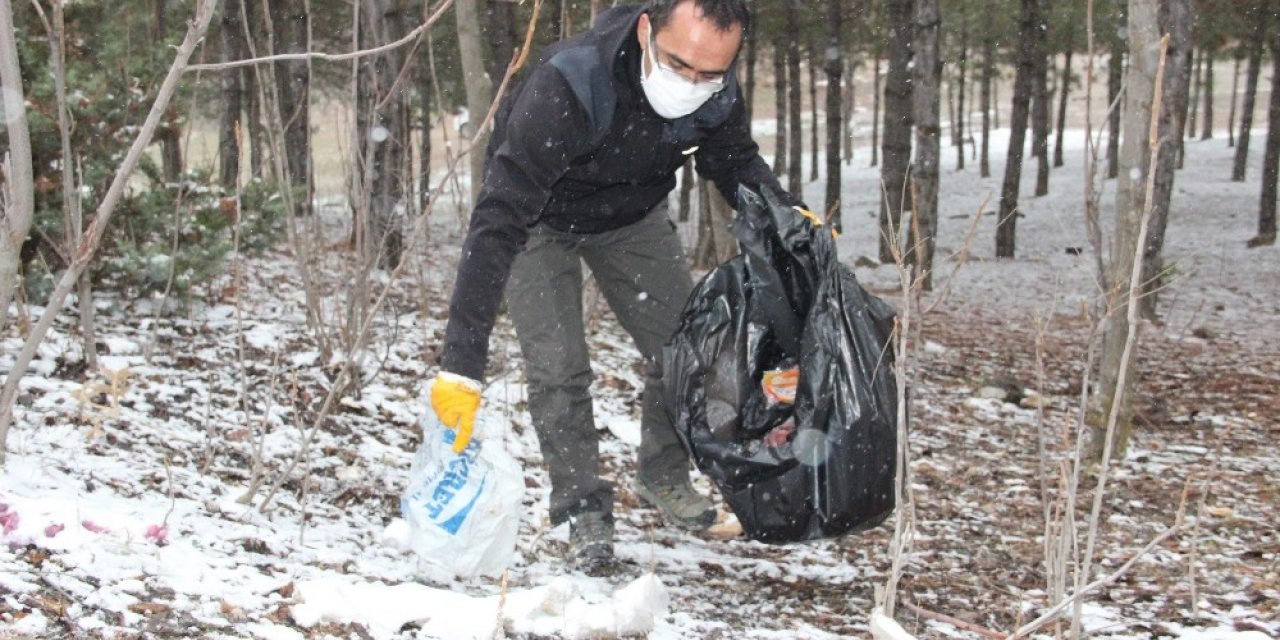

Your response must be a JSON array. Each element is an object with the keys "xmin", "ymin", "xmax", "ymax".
[{"xmin": 401, "ymin": 414, "xmax": 523, "ymax": 578}]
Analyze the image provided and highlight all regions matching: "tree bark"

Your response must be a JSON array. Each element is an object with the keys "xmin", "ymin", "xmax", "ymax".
[
  {"xmin": 1254, "ymin": 35, "xmax": 1280, "ymax": 247},
  {"xmin": 1188, "ymin": 47, "xmax": 1201, "ymax": 138},
  {"xmin": 880, "ymin": 0, "xmax": 915, "ymax": 263},
  {"xmin": 870, "ymin": 52, "xmax": 881, "ymax": 167},
  {"xmin": 1053, "ymin": 22, "xmax": 1074, "ymax": 168},
  {"xmin": 1140, "ymin": 0, "xmax": 1195, "ymax": 320},
  {"xmin": 219, "ymin": 0, "xmax": 246, "ymax": 189},
  {"xmin": 269, "ymin": 0, "xmax": 312, "ymax": 215},
  {"xmin": 773, "ymin": 37, "xmax": 788, "ymax": 177},
  {"xmin": 455, "ymin": 0, "xmax": 494, "ymax": 206},
  {"xmin": 1228, "ymin": 55, "xmax": 1241, "ymax": 147},
  {"xmin": 1106, "ymin": 3, "xmax": 1125, "ymax": 180},
  {"xmin": 954, "ymin": 6, "xmax": 968, "ymax": 171},
  {"xmin": 548, "ymin": 0, "xmax": 563, "ymax": 41},
  {"xmin": 0, "ymin": 0, "xmax": 33, "ymax": 331},
  {"xmin": 417, "ymin": 22, "xmax": 434, "ymax": 214},
  {"xmin": 979, "ymin": 3, "xmax": 993, "ymax": 178},
  {"xmin": 1031, "ymin": 9, "xmax": 1051, "ymax": 197},
  {"xmin": 244, "ymin": 25, "xmax": 265, "ymax": 182},
  {"xmin": 483, "ymin": 0, "xmax": 518, "ymax": 88},
  {"xmin": 1200, "ymin": 47, "xmax": 1214, "ymax": 140},
  {"xmin": 745, "ymin": 21, "xmax": 756, "ymax": 123},
  {"xmin": 824, "ymin": 0, "xmax": 844, "ymax": 230},
  {"xmin": 678, "ymin": 159, "xmax": 694, "ymax": 223},
  {"xmin": 358, "ymin": 0, "xmax": 410, "ymax": 268},
  {"xmin": 693, "ymin": 179, "xmax": 735, "ymax": 269},
  {"xmin": 996, "ymin": 0, "xmax": 1038, "ymax": 259},
  {"xmin": 787, "ymin": 4, "xmax": 803, "ymax": 195},
  {"xmin": 909, "ymin": 0, "xmax": 941, "ymax": 291},
  {"xmin": 1096, "ymin": 0, "xmax": 1160, "ymax": 461},
  {"xmin": 843, "ymin": 52, "xmax": 855, "ymax": 166},
  {"xmin": 809, "ymin": 39, "xmax": 819, "ymax": 183},
  {"xmin": 156, "ymin": 0, "xmax": 183, "ymax": 184},
  {"xmin": 1233, "ymin": 5, "xmax": 1268, "ymax": 182}
]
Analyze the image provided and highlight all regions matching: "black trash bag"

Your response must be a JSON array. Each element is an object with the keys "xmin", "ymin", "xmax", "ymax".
[{"xmin": 661, "ymin": 186, "xmax": 899, "ymax": 543}]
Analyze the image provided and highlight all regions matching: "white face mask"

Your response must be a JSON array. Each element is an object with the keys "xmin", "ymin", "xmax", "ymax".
[{"xmin": 640, "ymin": 28, "xmax": 723, "ymax": 119}]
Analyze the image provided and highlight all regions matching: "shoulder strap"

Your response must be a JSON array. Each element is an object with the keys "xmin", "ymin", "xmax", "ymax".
[{"xmin": 548, "ymin": 46, "xmax": 618, "ymax": 147}]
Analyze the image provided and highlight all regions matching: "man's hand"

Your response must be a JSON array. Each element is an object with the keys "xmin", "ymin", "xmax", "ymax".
[
  {"xmin": 793, "ymin": 206, "xmax": 822, "ymax": 226},
  {"xmin": 794, "ymin": 206, "xmax": 838, "ymax": 238},
  {"xmin": 430, "ymin": 372, "xmax": 482, "ymax": 454}
]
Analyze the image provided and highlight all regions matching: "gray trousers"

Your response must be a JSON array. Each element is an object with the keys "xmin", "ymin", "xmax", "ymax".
[{"xmin": 506, "ymin": 201, "xmax": 694, "ymax": 525}]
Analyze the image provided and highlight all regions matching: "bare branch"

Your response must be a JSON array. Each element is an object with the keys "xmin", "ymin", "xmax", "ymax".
[
  {"xmin": 0, "ymin": 0, "xmax": 221, "ymax": 463},
  {"xmin": 186, "ymin": 0, "xmax": 455, "ymax": 74}
]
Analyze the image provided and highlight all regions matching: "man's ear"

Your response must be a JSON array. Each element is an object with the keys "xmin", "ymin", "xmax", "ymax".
[{"xmin": 637, "ymin": 13, "xmax": 651, "ymax": 51}]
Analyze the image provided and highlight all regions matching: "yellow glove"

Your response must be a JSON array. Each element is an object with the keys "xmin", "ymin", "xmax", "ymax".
[
  {"xmin": 794, "ymin": 206, "xmax": 839, "ymax": 238},
  {"xmin": 793, "ymin": 206, "xmax": 823, "ymax": 226},
  {"xmin": 430, "ymin": 371, "xmax": 482, "ymax": 454}
]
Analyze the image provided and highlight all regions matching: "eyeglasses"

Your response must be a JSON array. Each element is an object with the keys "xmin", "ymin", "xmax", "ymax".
[{"xmin": 647, "ymin": 30, "xmax": 727, "ymax": 89}]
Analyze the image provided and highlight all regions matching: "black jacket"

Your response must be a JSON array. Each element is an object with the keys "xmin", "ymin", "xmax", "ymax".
[{"xmin": 441, "ymin": 5, "xmax": 797, "ymax": 381}]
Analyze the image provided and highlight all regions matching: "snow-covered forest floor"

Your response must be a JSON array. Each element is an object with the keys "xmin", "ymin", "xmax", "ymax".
[{"xmin": 2, "ymin": 128, "xmax": 1277, "ymax": 639}]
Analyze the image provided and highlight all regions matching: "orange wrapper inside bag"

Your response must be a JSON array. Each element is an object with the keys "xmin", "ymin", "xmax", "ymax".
[{"xmin": 761, "ymin": 367, "xmax": 799, "ymax": 406}]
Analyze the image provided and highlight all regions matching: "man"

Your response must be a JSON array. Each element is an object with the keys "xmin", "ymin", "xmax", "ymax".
[{"xmin": 429, "ymin": 0, "xmax": 802, "ymax": 573}]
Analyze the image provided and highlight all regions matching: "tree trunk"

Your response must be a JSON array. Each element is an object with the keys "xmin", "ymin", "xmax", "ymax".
[
  {"xmin": 455, "ymin": 0, "xmax": 494, "ymax": 206},
  {"xmin": 870, "ymin": 52, "xmax": 881, "ymax": 167},
  {"xmin": 980, "ymin": 4, "xmax": 993, "ymax": 178},
  {"xmin": 1053, "ymin": 23, "xmax": 1074, "ymax": 168},
  {"xmin": 1140, "ymin": 0, "xmax": 1195, "ymax": 320},
  {"xmin": 245, "ymin": 65, "xmax": 265, "ymax": 180},
  {"xmin": 1106, "ymin": 3, "xmax": 1125, "ymax": 180},
  {"xmin": 880, "ymin": 0, "xmax": 915, "ymax": 263},
  {"xmin": 824, "ymin": 0, "xmax": 844, "ymax": 230},
  {"xmin": 787, "ymin": 4, "xmax": 803, "ymax": 195},
  {"xmin": 996, "ymin": 0, "xmax": 1038, "ymax": 259},
  {"xmin": 1228, "ymin": 55, "xmax": 1241, "ymax": 147},
  {"xmin": 1188, "ymin": 47, "xmax": 1201, "ymax": 138},
  {"xmin": 678, "ymin": 159, "xmax": 693, "ymax": 223},
  {"xmin": 358, "ymin": 0, "xmax": 410, "ymax": 268},
  {"xmin": 483, "ymin": 0, "xmax": 518, "ymax": 88},
  {"xmin": 1031, "ymin": 10, "xmax": 1051, "ymax": 197},
  {"xmin": 269, "ymin": 0, "xmax": 312, "ymax": 215},
  {"xmin": 745, "ymin": 22, "xmax": 756, "ymax": 123},
  {"xmin": 1254, "ymin": 35, "xmax": 1280, "ymax": 247},
  {"xmin": 773, "ymin": 38, "xmax": 788, "ymax": 177},
  {"xmin": 156, "ymin": 0, "xmax": 183, "ymax": 184},
  {"xmin": 910, "ymin": 0, "xmax": 941, "ymax": 291},
  {"xmin": 219, "ymin": 0, "xmax": 246, "ymax": 189},
  {"xmin": 549, "ymin": 0, "xmax": 562, "ymax": 41},
  {"xmin": 1175, "ymin": 44, "xmax": 1193, "ymax": 168},
  {"xmin": 1233, "ymin": 6, "xmax": 1268, "ymax": 182},
  {"xmin": 417, "ymin": 28, "xmax": 434, "ymax": 214},
  {"xmin": 1095, "ymin": 0, "xmax": 1160, "ymax": 462},
  {"xmin": 843, "ymin": 53, "xmax": 855, "ymax": 166},
  {"xmin": 0, "ymin": 0, "xmax": 33, "ymax": 331},
  {"xmin": 1200, "ymin": 48, "xmax": 1214, "ymax": 141},
  {"xmin": 693, "ymin": 179, "xmax": 735, "ymax": 269},
  {"xmin": 809, "ymin": 40, "xmax": 819, "ymax": 183},
  {"xmin": 955, "ymin": 8, "xmax": 968, "ymax": 171}
]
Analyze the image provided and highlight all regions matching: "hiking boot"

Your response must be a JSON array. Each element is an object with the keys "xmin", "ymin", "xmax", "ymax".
[
  {"xmin": 568, "ymin": 510, "xmax": 615, "ymax": 575},
  {"xmin": 634, "ymin": 476, "xmax": 717, "ymax": 532}
]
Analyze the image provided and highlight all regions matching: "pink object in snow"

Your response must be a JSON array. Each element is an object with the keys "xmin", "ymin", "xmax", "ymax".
[
  {"xmin": 144, "ymin": 524, "xmax": 169, "ymax": 544},
  {"xmin": 0, "ymin": 509, "xmax": 18, "ymax": 534},
  {"xmin": 81, "ymin": 520, "xmax": 110, "ymax": 534},
  {"xmin": 44, "ymin": 523, "xmax": 65, "ymax": 538}
]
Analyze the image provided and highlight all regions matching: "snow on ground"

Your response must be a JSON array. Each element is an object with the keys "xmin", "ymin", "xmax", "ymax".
[{"xmin": 2, "ymin": 128, "xmax": 1277, "ymax": 639}]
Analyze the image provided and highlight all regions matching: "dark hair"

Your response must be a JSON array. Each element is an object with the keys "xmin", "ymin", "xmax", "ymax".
[{"xmin": 648, "ymin": 0, "xmax": 751, "ymax": 35}]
